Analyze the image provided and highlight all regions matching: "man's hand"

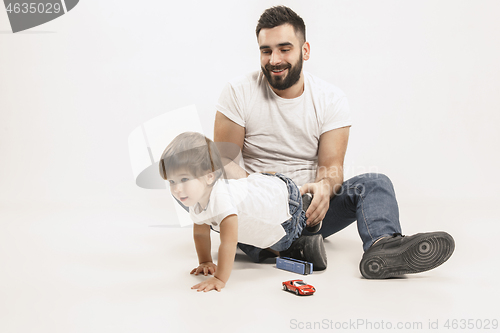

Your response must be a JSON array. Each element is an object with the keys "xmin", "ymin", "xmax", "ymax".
[
  {"xmin": 191, "ymin": 276, "xmax": 226, "ymax": 292},
  {"xmin": 300, "ymin": 179, "xmax": 332, "ymax": 226},
  {"xmin": 190, "ymin": 262, "xmax": 217, "ymax": 276}
]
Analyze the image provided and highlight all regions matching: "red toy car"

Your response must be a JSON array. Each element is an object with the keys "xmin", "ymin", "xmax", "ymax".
[{"xmin": 282, "ymin": 279, "xmax": 316, "ymax": 296}]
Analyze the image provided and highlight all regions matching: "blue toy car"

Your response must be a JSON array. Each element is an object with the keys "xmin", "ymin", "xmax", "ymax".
[{"xmin": 276, "ymin": 257, "xmax": 313, "ymax": 275}]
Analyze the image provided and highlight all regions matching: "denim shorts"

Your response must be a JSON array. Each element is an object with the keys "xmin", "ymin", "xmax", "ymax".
[{"xmin": 261, "ymin": 173, "xmax": 307, "ymax": 252}]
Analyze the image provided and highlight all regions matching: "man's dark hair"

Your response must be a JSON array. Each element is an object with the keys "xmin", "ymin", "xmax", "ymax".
[{"xmin": 255, "ymin": 6, "xmax": 306, "ymax": 44}]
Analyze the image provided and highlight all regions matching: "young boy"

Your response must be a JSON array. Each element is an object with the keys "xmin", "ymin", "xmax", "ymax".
[{"xmin": 159, "ymin": 132, "xmax": 326, "ymax": 292}]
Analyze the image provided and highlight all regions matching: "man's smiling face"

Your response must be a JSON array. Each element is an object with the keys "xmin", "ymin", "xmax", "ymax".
[{"xmin": 258, "ymin": 23, "xmax": 308, "ymax": 92}]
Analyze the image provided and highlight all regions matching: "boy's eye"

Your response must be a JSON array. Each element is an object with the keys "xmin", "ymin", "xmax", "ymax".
[
  {"xmin": 181, "ymin": 178, "xmax": 189, "ymax": 183},
  {"xmin": 169, "ymin": 180, "xmax": 175, "ymax": 185}
]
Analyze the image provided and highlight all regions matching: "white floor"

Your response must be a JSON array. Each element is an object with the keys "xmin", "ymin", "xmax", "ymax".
[{"xmin": 1, "ymin": 200, "xmax": 498, "ymax": 333}]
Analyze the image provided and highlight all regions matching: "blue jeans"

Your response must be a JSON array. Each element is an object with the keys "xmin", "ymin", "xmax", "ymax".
[
  {"xmin": 238, "ymin": 173, "xmax": 402, "ymax": 262},
  {"xmin": 237, "ymin": 173, "xmax": 307, "ymax": 262}
]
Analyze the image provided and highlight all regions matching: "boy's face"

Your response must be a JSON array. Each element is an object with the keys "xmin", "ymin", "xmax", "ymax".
[{"xmin": 167, "ymin": 170, "xmax": 213, "ymax": 208}]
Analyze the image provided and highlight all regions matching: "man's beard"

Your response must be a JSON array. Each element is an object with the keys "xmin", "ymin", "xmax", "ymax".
[{"xmin": 262, "ymin": 53, "xmax": 303, "ymax": 91}]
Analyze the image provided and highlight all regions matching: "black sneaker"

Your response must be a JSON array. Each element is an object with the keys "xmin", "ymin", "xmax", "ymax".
[
  {"xmin": 302, "ymin": 193, "xmax": 322, "ymax": 233},
  {"xmin": 359, "ymin": 232, "xmax": 455, "ymax": 279},
  {"xmin": 280, "ymin": 234, "xmax": 327, "ymax": 271}
]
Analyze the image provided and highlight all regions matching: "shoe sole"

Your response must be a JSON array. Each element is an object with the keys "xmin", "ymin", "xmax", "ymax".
[
  {"xmin": 359, "ymin": 232, "xmax": 455, "ymax": 279},
  {"xmin": 310, "ymin": 234, "xmax": 327, "ymax": 271},
  {"xmin": 280, "ymin": 234, "xmax": 328, "ymax": 271},
  {"xmin": 295, "ymin": 234, "xmax": 327, "ymax": 271},
  {"xmin": 301, "ymin": 234, "xmax": 327, "ymax": 271}
]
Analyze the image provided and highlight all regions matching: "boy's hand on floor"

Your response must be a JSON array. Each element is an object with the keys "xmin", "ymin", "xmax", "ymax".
[
  {"xmin": 190, "ymin": 262, "xmax": 217, "ymax": 276},
  {"xmin": 191, "ymin": 276, "xmax": 226, "ymax": 292}
]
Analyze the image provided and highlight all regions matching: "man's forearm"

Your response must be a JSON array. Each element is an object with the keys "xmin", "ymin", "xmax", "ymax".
[{"xmin": 315, "ymin": 165, "xmax": 344, "ymax": 198}]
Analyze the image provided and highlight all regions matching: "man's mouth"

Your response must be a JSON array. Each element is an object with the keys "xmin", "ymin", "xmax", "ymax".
[
  {"xmin": 266, "ymin": 64, "xmax": 290, "ymax": 75},
  {"xmin": 271, "ymin": 68, "xmax": 288, "ymax": 75}
]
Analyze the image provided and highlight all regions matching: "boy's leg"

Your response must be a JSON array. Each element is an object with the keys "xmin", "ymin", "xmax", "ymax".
[
  {"xmin": 270, "ymin": 173, "xmax": 327, "ymax": 270},
  {"xmin": 234, "ymin": 172, "xmax": 302, "ymax": 263},
  {"xmin": 237, "ymin": 173, "xmax": 326, "ymax": 268},
  {"xmin": 236, "ymin": 243, "xmax": 277, "ymax": 263}
]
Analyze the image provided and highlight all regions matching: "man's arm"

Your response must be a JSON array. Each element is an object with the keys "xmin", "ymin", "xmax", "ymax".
[
  {"xmin": 214, "ymin": 111, "xmax": 249, "ymax": 179},
  {"xmin": 300, "ymin": 126, "xmax": 350, "ymax": 226}
]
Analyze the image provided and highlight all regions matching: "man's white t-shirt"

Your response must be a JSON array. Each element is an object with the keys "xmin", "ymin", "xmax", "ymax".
[
  {"xmin": 216, "ymin": 71, "xmax": 352, "ymax": 186},
  {"xmin": 189, "ymin": 174, "xmax": 291, "ymax": 249}
]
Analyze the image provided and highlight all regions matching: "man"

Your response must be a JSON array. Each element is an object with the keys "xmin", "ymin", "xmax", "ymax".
[{"xmin": 214, "ymin": 6, "xmax": 454, "ymax": 278}]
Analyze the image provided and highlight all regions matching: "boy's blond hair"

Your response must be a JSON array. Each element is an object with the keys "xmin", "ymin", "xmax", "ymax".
[{"xmin": 159, "ymin": 132, "xmax": 225, "ymax": 182}]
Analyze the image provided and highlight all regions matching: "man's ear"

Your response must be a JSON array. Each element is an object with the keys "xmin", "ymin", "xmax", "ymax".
[{"xmin": 302, "ymin": 41, "xmax": 310, "ymax": 61}]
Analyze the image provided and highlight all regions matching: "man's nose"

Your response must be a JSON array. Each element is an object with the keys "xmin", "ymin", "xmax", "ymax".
[{"xmin": 269, "ymin": 52, "xmax": 282, "ymax": 66}]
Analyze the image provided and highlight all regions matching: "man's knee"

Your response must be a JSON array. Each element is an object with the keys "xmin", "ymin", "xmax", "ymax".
[
  {"xmin": 350, "ymin": 173, "xmax": 394, "ymax": 194},
  {"xmin": 356, "ymin": 173, "xmax": 391, "ymax": 183}
]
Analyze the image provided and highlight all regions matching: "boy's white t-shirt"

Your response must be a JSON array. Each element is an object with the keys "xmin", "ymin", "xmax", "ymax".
[
  {"xmin": 189, "ymin": 174, "xmax": 291, "ymax": 249},
  {"xmin": 216, "ymin": 71, "xmax": 352, "ymax": 187}
]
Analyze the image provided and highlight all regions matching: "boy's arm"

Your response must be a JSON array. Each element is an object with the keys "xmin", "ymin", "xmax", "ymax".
[
  {"xmin": 192, "ymin": 214, "xmax": 238, "ymax": 292},
  {"xmin": 190, "ymin": 223, "xmax": 216, "ymax": 276},
  {"xmin": 214, "ymin": 214, "xmax": 238, "ymax": 283}
]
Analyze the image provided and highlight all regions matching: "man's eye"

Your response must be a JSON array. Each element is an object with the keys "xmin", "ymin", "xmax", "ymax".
[
  {"xmin": 282, "ymin": 49, "xmax": 290, "ymax": 52},
  {"xmin": 261, "ymin": 50, "xmax": 270, "ymax": 54}
]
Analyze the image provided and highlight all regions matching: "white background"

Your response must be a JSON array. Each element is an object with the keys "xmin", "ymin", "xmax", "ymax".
[
  {"xmin": 1, "ymin": 1, "xmax": 499, "ymax": 332},
  {"xmin": 1, "ymin": 0, "xmax": 499, "ymax": 210}
]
